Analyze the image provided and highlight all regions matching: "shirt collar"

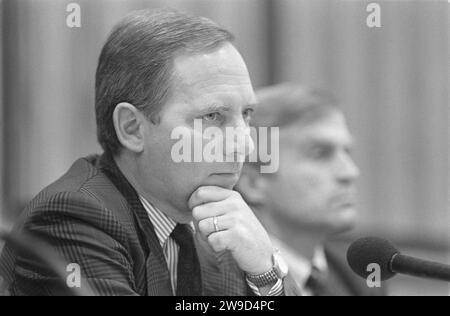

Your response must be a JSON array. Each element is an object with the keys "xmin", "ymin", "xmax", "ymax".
[
  {"xmin": 271, "ymin": 236, "xmax": 328, "ymax": 289},
  {"xmin": 311, "ymin": 247, "xmax": 328, "ymax": 273},
  {"xmin": 139, "ymin": 196, "xmax": 177, "ymax": 247}
]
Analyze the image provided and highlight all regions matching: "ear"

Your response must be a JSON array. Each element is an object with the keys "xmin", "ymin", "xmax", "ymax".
[
  {"xmin": 237, "ymin": 165, "xmax": 269, "ymax": 206},
  {"xmin": 113, "ymin": 102, "xmax": 145, "ymax": 153}
]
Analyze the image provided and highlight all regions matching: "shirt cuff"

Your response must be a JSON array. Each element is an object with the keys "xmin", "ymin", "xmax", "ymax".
[{"xmin": 246, "ymin": 278, "xmax": 284, "ymax": 296}]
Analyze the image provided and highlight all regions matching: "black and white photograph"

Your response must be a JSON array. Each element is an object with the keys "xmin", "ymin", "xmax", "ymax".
[{"xmin": 0, "ymin": 0, "xmax": 449, "ymax": 300}]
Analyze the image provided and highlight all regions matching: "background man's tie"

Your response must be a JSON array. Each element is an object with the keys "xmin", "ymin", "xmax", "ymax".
[{"xmin": 305, "ymin": 266, "xmax": 329, "ymax": 296}]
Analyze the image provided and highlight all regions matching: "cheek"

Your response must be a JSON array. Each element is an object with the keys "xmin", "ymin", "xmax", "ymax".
[
  {"xmin": 278, "ymin": 163, "xmax": 332, "ymax": 206},
  {"xmin": 296, "ymin": 171, "xmax": 325, "ymax": 194},
  {"xmin": 144, "ymin": 123, "xmax": 204, "ymax": 179}
]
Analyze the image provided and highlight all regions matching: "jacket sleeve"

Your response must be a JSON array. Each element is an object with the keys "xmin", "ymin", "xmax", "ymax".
[{"xmin": 9, "ymin": 191, "xmax": 139, "ymax": 296}]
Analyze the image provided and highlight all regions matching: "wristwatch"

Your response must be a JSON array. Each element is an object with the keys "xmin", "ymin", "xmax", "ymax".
[{"xmin": 247, "ymin": 249, "xmax": 289, "ymax": 287}]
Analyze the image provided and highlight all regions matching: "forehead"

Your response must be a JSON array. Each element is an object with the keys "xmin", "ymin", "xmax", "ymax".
[
  {"xmin": 282, "ymin": 112, "xmax": 354, "ymax": 147},
  {"xmin": 170, "ymin": 43, "xmax": 256, "ymax": 107}
]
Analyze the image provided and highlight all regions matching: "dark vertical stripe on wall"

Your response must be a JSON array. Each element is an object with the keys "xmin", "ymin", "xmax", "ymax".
[
  {"xmin": 0, "ymin": 0, "xmax": 4, "ymax": 222},
  {"xmin": 3, "ymin": 0, "xmax": 32, "ymax": 219},
  {"xmin": 2, "ymin": 0, "xmax": 15, "ymax": 221},
  {"xmin": 265, "ymin": 0, "xmax": 276, "ymax": 86}
]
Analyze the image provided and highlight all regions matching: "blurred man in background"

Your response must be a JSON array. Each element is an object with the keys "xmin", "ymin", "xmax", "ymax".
[{"xmin": 237, "ymin": 83, "xmax": 384, "ymax": 296}]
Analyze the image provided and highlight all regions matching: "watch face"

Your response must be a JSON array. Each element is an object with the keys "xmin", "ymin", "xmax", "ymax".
[{"xmin": 274, "ymin": 252, "xmax": 289, "ymax": 277}]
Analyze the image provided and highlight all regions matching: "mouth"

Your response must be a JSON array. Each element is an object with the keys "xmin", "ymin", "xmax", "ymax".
[
  {"xmin": 210, "ymin": 172, "xmax": 240, "ymax": 179},
  {"xmin": 331, "ymin": 192, "xmax": 357, "ymax": 208},
  {"xmin": 205, "ymin": 172, "xmax": 241, "ymax": 189},
  {"xmin": 204, "ymin": 163, "xmax": 243, "ymax": 188},
  {"xmin": 212, "ymin": 170, "xmax": 240, "ymax": 175},
  {"xmin": 211, "ymin": 163, "xmax": 243, "ymax": 176},
  {"xmin": 337, "ymin": 201, "xmax": 356, "ymax": 208}
]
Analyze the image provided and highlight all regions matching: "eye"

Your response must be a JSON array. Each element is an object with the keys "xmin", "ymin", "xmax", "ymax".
[
  {"xmin": 202, "ymin": 112, "xmax": 221, "ymax": 122},
  {"xmin": 344, "ymin": 146, "xmax": 353, "ymax": 157},
  {"xmin": 309, "ymin": 145, "xmax": 334, "ymax": 160},
  {"xmin": 243, "ymin": 108, "xmax": 254, "ymax": 120}
]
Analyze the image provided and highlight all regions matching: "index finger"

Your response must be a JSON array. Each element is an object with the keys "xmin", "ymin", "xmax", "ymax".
[{"xmin": 188, "ymin": 186, "xmax": 234, "ymax": 210}]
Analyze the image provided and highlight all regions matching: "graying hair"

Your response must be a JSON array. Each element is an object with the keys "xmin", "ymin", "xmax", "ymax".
[{"xmin": 95, "ymin": 8, "xmax": 234, "ymax": 155}]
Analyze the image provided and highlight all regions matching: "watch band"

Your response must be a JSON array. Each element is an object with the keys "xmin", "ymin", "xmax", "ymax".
[
  {"xmin": 246, "ymin": 249, "xmax": 288, "ymax": 287},
  {"xmin": 247, "ymin": 269, "xmax": 279, "ymax": 288}
]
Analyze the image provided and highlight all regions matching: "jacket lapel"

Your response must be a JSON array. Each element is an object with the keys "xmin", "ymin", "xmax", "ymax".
[
  {"xmin": 195, "ymin": 232, "xmax": 248, "ymax": 296},
  {"xmin": 97, "ymin": 152, "xmax": 173, "ymax": 296}
]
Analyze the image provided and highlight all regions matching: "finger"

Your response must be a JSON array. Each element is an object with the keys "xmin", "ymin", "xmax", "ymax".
[
  {"xmin": 192, "ymin": 200, "xmax": 228, "ymax": 222},
  {"xmin": 188, "ymin": 186, "xmax": 235, "ymax": 210},
  {"xmin": 193, "ymin": 218, "xmax": 200, "ymax": 236},
  {"xmin": 197, "ymin": 215, "xmax": 232, "ymax": 240},
  {"xmin": 207, "ymin": 230, "xmax": 232, "ymax": 253}
]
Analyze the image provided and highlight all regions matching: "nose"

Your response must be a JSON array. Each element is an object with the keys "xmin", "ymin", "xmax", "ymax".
[
  {"xmin": 224, "ymin": 117, "xmax": 255, "ymax": 161},
  {"xmin": 335, "ymin": 152, "xmax": 360, "ymax": 185}
]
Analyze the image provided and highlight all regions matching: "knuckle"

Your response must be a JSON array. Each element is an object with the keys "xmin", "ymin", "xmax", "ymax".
[
  {"xmin": 227, "ymin": 215, "xmax": 237, "ymax": 226},
  {"xmin": 226, "ymin": 198, "xmax": 241, "ymax": 210},
  {"xmin": 198, "ymin": 219, "xmax": 208, "ymax": 232},
  {"xmin": 208, "ymin": 233, "xmax": 223, "ymax": 250},
  {"xmin": 192, "ymin": 206, "xmax": 202, "ymax": 220},
  {"xmin": 208, "ymin": 234, "xmax": 218, "ymax": 249},
  {"xmin": 196, "ymin": 187, "xmax": 207, "ymax": 199},
  {"xmin": 231, "ymin": 190, "xmax": 241, "ymax": 199},
  {"xmin": 232, "ymin": 224, "xmax": 245, "ymax": 238}
]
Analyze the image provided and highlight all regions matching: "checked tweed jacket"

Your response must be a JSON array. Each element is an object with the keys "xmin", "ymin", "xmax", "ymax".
[{"xmin": 0, "ymin": 153, "xmax": 299, "ymax": 296}]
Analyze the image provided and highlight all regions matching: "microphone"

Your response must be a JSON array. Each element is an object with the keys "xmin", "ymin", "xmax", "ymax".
[{"xmin": 347, "ymin": 237, "xmax": 450, "ymax": 282}]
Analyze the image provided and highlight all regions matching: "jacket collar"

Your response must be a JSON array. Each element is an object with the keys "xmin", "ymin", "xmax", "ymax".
[{"xmin": 97, "ymin": 152, "xmax": 173, "ymax": 295}]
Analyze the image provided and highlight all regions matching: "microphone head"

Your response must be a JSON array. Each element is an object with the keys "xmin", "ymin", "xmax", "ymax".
[{"xmin": 347, "ymin": 237, "xmax": 399, "ymax": 281}]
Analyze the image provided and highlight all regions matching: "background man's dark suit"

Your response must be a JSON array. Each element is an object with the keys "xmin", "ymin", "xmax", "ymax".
[
  {"xmin": 321, "ymin": 243, "xmax": 386, "ymax": 296},
  {"xmin": 271, "ymin": 240, "xmax": 385, "ymax": 296},
  {"xmin": 0, "ymin": 154, "xmax": 260, "ymax": 296}
]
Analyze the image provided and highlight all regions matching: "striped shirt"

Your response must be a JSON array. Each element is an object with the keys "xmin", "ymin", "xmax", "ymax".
[
  {"xmin": 139, "ymin": 196, "xmax": 283, "ymax": 296},
  {"xmin": 139, "ymin": 196, "xmax": 180, "ymax": 294}
]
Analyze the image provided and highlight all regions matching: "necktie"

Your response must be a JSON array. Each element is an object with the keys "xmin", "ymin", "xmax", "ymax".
[
  {"xmin": 305, "ymin": 266, "xmax": 329, "ymax": 296},
  {"xmin": 171, "ymin": 224, "xmax": 202, "ymax": 296}
]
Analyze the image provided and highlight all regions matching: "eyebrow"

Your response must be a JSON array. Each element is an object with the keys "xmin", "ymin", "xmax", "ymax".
[
  {"xmin": 192, "ymin": 104, "xmax": 230, "ymax": 116},
  {"xmin": 202, "ymin": 104, "xmax": 231, "ymax": 113},
  {"xmin": 197, "ymin": 103, "xmax": 257, "ymax": 114},
  {"xmin": 302, "ymin": 137, "xmax": 354, "ymax": 148}
]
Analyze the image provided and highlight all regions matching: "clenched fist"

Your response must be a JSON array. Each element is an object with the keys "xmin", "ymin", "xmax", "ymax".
[{"xmin": 188, "ymin": 186, "xmax": 274, "ymax": 275}]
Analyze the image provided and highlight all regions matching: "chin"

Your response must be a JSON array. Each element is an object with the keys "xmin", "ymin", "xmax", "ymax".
[
  {"xmin": 202, "ymin": 173, "xmax": 240, "ymax": 189},
  {"xmin": 327, "ymin": 207, "xmax": 358, "ymax": 234}
]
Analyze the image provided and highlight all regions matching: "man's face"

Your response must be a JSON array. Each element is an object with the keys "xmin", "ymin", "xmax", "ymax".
[
  {"xmin": 265, "ymin": 112, "xmax": 360, "ymax": 234},
  {"xmin": 139, "ymin": 43, "xmax": 256, "ymax": 218}
]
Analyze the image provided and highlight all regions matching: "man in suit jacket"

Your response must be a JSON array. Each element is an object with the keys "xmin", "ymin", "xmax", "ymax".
[
  {"xmin": 0, "ymin": 9, "xmax": 294, "ymax": 296},
  {"xmin": 236, "ymin": 83, "xmax": 386, "ymax": 296}
]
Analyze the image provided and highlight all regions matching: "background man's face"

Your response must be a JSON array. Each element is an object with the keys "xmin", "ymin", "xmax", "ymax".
[
  {"xmin": 266, "ymin": 111, "xmax": 360, "ymax": 234},
  {"xmin": 140, "ymin": 43, "xmax": 256, "ymax": 216}
]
